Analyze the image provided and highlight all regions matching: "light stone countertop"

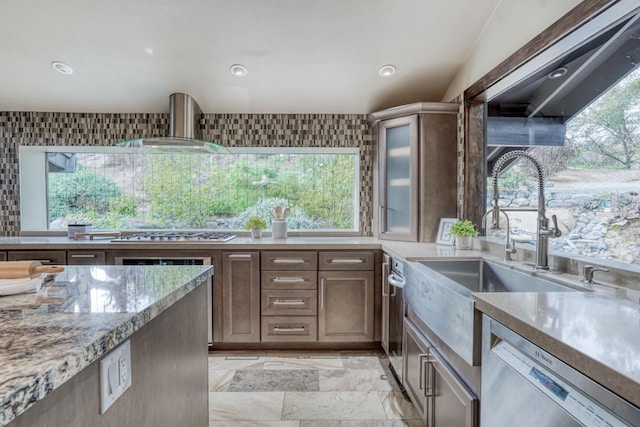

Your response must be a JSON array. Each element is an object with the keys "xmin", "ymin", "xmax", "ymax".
[
  {"xmin": 473, "ymin": 290, "xmax": 640, "ymax": 408},
  {"xmin": 0, "ymin": 265, "xmax": 212, "ymax": 426}
]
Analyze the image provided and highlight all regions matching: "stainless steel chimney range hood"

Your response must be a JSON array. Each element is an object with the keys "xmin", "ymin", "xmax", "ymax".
[{"xmin": 118, "ymin": 93, "xmax": 230, "ymax": 154}]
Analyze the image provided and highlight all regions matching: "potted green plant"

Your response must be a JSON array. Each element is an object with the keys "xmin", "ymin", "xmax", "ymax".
[
  {"xmin": 450, "ymin": 219, "xmax": 479, "ymax": 249},
  {"xmin": 245, "ymin": 216, "xmax": 267, "ymax": 238}
]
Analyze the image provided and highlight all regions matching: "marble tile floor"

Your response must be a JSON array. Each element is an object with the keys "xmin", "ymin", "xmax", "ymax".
[{"xmin": 208, "ymin": 350, "xmax": 422, "ymax": 427}]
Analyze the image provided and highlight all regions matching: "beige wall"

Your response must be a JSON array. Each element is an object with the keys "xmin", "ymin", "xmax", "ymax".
[{"xmin": 442, "ymin": 0, "xmax": 583, "ymax": 101}]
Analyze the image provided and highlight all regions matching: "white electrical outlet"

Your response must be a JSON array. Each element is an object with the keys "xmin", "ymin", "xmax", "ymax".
[{"xmin": 100, "ymin": 340, "xmax": 132, "ymax": 414}]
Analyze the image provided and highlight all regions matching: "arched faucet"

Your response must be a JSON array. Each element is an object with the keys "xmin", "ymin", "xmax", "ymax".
[{"xmin": 486, "ymin": 150, "xmax": 562, "ymax": 269}]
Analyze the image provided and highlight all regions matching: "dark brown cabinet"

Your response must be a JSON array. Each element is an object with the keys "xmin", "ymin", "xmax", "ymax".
[
  {"xmin": 261, "ymin": 251, "xmax": 318, "ymax": 342},
  {"xmin": 221, "ymin": 251, "xmax": 261, "ymax": 343},
  {"xmin": 7, "ymin": 250, "xmax": 66, "ymax": 265},
  {"xmin": 403, "ymin": 317, "xmax": 478, "ymax": 427},
  {"xmin": 67, "ymin": 250, "xmax": 106, "ymax": 265},
  {"xmin": 371, "ymin": 103, "xmax": 458, "ymax": 242},
  {"xmin": 318, "ymin": 256, "xmax": 374, "ymax": 342}
]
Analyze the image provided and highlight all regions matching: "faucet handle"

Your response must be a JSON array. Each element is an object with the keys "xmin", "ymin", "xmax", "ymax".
[{"xmin": 551, "ymin": 215, "xmax": 562, "ymax": 237}]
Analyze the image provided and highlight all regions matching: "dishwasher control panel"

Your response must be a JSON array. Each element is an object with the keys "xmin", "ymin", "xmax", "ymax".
[{"xmin": 493, "ymin": 341, "xmax": 629, "ymax": 427}]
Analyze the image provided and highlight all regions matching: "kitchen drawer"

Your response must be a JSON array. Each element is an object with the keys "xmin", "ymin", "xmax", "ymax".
[
  {"xmin": 8, "ymin": 250, "xmax": 66, "ymax": 265},
  {"xmin": 67, "ymin": 250, "xmax": 106, "ymax": 265},
  {"xmin": 262, "ymin": 289, "xmax": 317, "ymax": 316},
  {"xmin": 262, "ymin": 271, "xmax": 318, "ymax": 290},
  {"xmin": 262, "ymin": 251, "xmax": 317, "ymax": 271},
  {"xmin": 318, "ymin": 251, "xmax": 374, "ymax": 271},
  {"xmin": 261, "ymin": 316, "xmax": 318, "ymax": 342}
]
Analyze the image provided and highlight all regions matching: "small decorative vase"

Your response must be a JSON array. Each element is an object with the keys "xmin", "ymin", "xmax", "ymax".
[
  {"xmin": 251, "ymin": 228, "xmax": 262, "ymax": 239},
  {"xmin": 455, "ymin": 235, "xmax": 473, "ymax": 250}
]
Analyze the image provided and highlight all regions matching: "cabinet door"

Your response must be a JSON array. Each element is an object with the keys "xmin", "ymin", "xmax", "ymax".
[
  {"xmin": 67, "ymin": 250, "xmax": 106, "ymax": 265},
  {"xmin": 318, "ymin": 270, "xmax": 374, "ymax": 342},
  {"xmin": 8, "ymin": 250, "xmax": 66, "ymax": 265},
  {"xmin": 428, "ymin": 349, "xmax": 478, "ymax": 427},
  {"xmin": 378, "ymin": 115, "xmax": 419, "ymax": 241},
  {"xmin": 0, "ymin": 252, "xmax": 6, "ymax": 261},
  {"xmin": 221, "ymin": 251, "xmax": 260, "ymax": 342},
  {"xmin": 403, "ymin": 318, "xmax": 430, "ymax": 423},
  {"xmin": 262, "ymin": 251, "xmax": 317, "ymax": 270},
  {"xmin": 381, "ymin": 254, "xmax": 391, "ymax": 354},
  {"xmin": 318, "ymin": 251, "xmax": 374, "ymax": 271}
]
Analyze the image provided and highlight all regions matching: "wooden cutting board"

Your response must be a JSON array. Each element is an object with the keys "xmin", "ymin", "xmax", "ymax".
[{"xmin": 0, "ymin": 261, "xmax": 65, "ymax": 279}]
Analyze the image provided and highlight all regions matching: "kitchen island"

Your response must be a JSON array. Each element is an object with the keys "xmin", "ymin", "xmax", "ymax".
[{"xmin": 0, "ymin": 264, "xmax": 212, "ymax": 427}]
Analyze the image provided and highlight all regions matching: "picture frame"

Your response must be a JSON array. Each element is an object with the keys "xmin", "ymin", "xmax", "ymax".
[{"xmin": 436, "ymin": 217, "xmax": 457, "ymax": 245}]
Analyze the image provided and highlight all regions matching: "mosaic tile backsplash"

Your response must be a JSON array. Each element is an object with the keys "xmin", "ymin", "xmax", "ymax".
[{"xmin": 0, "ymin": 112, "xmax": 373, "ymax": 236}]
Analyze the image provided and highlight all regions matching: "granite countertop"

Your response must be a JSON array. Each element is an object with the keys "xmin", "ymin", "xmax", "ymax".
[
  {"xmin": 473, "ymin": 289, "xmax": 640, "ymax": 408},
  {"xmin": 0, "ymin": 265, "xmax": 212, "ymax": 426}
]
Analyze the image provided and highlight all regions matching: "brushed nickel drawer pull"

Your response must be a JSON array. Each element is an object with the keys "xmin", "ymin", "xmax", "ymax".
[
  {"xmin": 228, "ymin": 254, "xmax": 252, "ymax": 259},
  {"xmin": 30, "ymin": 259, "xmax": 54, "ymax": 264},
  {"xmin": 70, "ymin": 254, "xmax": 97, "ymax": 258},
  {"xmin": 273, "ymin": 327, "xmax": 306, "ymax": 333},
  {"xmin": 273, "ymin": 277, "xmax": 306, "ymax": 283},
  {"xmin": 320, "ymin": 278, "xmax": 325, "ymax": 309},
  {"xmin": 273, "ymin": 299, "xmax": 306, "ymax": 306},
  {"xmin": 329, "ymin": 259, "xmax": 363, "ymax": 264},
  {"xmin": 273, "ymin": 259, "xmax": 306, "ymax": 264}
]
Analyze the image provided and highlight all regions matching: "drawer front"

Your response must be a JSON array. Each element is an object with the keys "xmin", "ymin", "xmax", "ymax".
[
  {"xmin": 262, "ymin": 251, "xmax": 317, "ymax": 271},
  {"xmin": 8, "ymin": 250, "xmax": 67, "ymax": 265},
  {"xmin": 261, "ymin": 316, "xmax": 318, "ymax": 342},
  {"xmin": 262, "ymin": 290, "xmax": 317, "ymax": 316},
  {"xmin": 262, "ymin": 271, "xmax": 318, "ymax": 290},
  {"xmin": 67, "ymin": 250, "xmax": 106, "ymax": 265},
  {"xmin": 318, "ymin": 251, "xmax": 374, "ymax": 270}
]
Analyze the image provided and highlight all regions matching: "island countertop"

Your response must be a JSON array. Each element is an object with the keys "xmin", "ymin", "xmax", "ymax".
[{"xmin": 0, "ymin": 265, "xmax": 212, "ymax": 426}]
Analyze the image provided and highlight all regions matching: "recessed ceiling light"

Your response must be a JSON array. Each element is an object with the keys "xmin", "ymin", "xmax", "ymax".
[
  {"xmin": 548, "ymin": 67, "xmax": 568, "ymax": 79},
  {"xmin": 378, "ymin": 64, "xmax": 396, "ymax": 77},
  {"xmin": 230, "ymin": 64, "xmax": 248, "ymax": 77},
  {"xmin": 51, "ymin": 61, "xmax": 74, "ymax": 75},
  {"xmin": 145, "ymin": 47, "xmax": 154, "ymax": 55}
]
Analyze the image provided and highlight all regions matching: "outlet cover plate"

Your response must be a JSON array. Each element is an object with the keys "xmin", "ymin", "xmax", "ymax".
[{"xmin": 100, "ymin": 340, "xmax": 132, "ymax": 414}]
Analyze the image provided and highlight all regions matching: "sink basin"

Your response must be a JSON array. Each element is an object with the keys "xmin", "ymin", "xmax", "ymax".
[
  {"xmin": 418, "ymin": 259, "xmax": 576, "ymax": 293},
  {"xmin": 403, "ymin": 258, "xmax": 580, "ymax": 366}
]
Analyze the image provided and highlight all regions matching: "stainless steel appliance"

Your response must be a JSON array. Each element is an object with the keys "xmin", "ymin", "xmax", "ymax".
[
  {"xmin": 382, "ymin": 254, "xmax": 405, "ymax": 389},
  {"xmin": 115, "ymin": 256, "xmax": 213, "ymax": 345},
  {"xmin": 482, "ymin": 316, "xmax": 640, "ymax": 427},
  {"xmin": 112, "ymin": 231, "xmax": 236, "ymax": 242}
]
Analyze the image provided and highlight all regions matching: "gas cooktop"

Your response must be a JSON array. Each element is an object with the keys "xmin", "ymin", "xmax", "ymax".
[{"xmin": 111, "ymin": 232, "xmax": 237, "ymax": 242}]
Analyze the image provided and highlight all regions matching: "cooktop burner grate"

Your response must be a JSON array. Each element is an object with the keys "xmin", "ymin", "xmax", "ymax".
[{"xmin": 111, "ymin": 232, "xmax": 237, "ymax": 242}]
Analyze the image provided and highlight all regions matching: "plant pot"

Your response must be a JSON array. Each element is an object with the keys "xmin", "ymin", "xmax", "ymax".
[
  {"xmin": 455, "ymin": 235, "xmax": 473, "ymax": 250},
  {"xmin": 250, "ymin": 228, "xmax": 263, "ymax": 239}
]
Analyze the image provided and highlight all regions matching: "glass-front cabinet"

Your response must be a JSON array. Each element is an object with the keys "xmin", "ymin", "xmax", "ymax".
[
  {"xmin": 371, "ymin": 103, "xmax": 459, "ymax": 242},
  {"xmin": 379, "ymin": 115, "xmax": 419, "ymax": 240}
]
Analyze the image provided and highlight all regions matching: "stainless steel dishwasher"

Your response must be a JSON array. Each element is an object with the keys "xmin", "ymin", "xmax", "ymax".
[
  {"xmin": 382, "ymin": 254, "xmax": 405, "ymax": 389},
  {"xmin": 482, "ymin": 316, "xmax": 640, "ymax": 427}
]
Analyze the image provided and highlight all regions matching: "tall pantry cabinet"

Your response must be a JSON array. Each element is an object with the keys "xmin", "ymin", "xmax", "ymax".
[{"xmin": 369, "ymin": 103, "xmax": 459, "ymax": 242}]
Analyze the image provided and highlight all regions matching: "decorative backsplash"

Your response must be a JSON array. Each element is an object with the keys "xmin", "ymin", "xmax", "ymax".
[{"xmin": 0, "ymin": 112, "xmax": 373, "ymax": 236}]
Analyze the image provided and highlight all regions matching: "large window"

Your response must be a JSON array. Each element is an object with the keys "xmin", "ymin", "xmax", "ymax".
[
  {"xmin": 20, "ymin": 147, "xmax": 360, "ymax": 232},
  {"xmin": 483, "ymin": 5, "xmax": 640, "ymax": 265}
]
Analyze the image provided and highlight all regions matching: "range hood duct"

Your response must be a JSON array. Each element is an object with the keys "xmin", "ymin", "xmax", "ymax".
[{"xmin": 118, "ymin": 93, "xmax": 229, "ymax": 154}]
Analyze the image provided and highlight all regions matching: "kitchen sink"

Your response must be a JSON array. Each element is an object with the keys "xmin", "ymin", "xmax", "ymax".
[
  {"xmin": 403, "ymin": 258, "xmax": 581, "ymax": 366},
  {"xmin": 418, "ymin": 259, "xmax": 576, "ymax": 293}
]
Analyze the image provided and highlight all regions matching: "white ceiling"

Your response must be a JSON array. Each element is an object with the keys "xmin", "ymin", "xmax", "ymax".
[{"xmin": 0, "ymin": 0, "xmax": 503, "ymax": 114}]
